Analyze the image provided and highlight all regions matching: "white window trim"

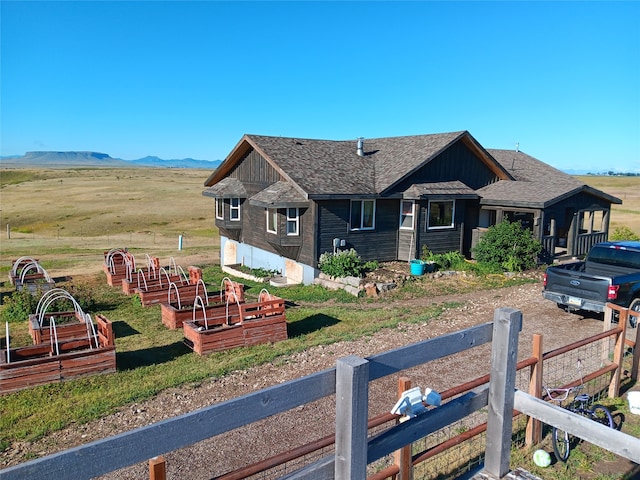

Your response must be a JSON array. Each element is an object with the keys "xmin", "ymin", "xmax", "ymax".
[
  {"xmin": 230, "ymin": 198, "xmax": 241, "ymax": 221},
  {"xmin": 427, "ymin": 200, "xmax": 455, "ymax": 230},
  {"xmin": 215, "ymin": 198, "xmax": 224, "ymax": 220},
  {"xmin": 286, "ymin": 208, "xmax": 299, "ymax": 236},
  {"xmin": 266, "ymin": 208, "xmax": 278, "ymax": 234},
  {"xmin": 399, "ymin": 200, "xmax": 415, "ymax": 230},
  {"xmin": 350, "ymin": 199, "xmax": 376, "ymax": 231}
]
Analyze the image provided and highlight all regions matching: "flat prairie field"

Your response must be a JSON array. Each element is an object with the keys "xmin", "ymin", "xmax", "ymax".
[
  {"xmin": 1, "ymin": 169, "xmax": 638, "ymax": 278},
  {"xmin": 0, "ymin": 168, "xmax": 219, "ymax": 276},
  {"xmin": 576, "ymin": 175, "xmax": 640, "ymax": 236}
]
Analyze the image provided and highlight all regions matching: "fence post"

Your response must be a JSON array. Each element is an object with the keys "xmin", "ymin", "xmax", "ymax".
[
  {"xmin": 633, "ymin": 319, "xmax": 640, "ymax": 382},
  {"xmin": 393, "ymin": 377, "xmax": 413, "ymax": 480},
  {"xmin": 484, "ymin": 308, "xmax": 522, "ymax": 478},
  {"xmin": 525, "ymin": 333, "xmax": 543, "ymax": 446},
  {"xmin": 603, "ymin": 304, "xmax": 612, "ymax": 358},
  {"xmin": 149, "ymin": 456, "xmax": 166, "ymax": 480},
  {"xmin": 335, "ymin": 355, "xmax": 369, "ymax": 480},
  {"xmin": 609, "ymin": 306, "xmax": 628, "ymax": 398}
]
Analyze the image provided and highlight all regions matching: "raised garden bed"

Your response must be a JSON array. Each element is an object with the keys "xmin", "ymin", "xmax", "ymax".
[
  {"xmin": 160, "ymin": 279, "xmax": 245, "ymax": 329},
  {"xmin": 1, "ymin": 314, "xmax": 115, "ymax": 395},
  {"xmin": 122, "ymin": 270, "xmax": 185, "ymax": 295},
  {"xmin": 132, "ymin": 266, "xmax": 204, "ymax": 305},
  {"xmin": 182, "ymin": 290, "xmax": 287, "ymax": 355},
  {"xmin": 103, "ymin": 248, "xmax": 136, "ymax": 287},
  {"xmin": 28, "ymin": 310, "xmax": 91, "ymax": 345},
  {"xmin": 8, "ymin": 256, "xmax": 55, "ymax": 293}
]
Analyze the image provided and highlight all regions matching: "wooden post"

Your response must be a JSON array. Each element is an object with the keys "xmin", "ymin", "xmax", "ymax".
[
  {"xmin": 525, "ymin": 333, "xmax": 543, "ymax": 446},
  {"xmin": 335, "ymin": 355, "xmax": 369, "ymax": 480},
  {"xmin": 632, "ymin": 316, "xmax": 640, "ymax": 382},
  {"xmin": 603, "ymin": 304, "xmax": 614, "ymax": 363},
  {"xmin": 484, "ymin": 308, "xmax": 522, "ymax": 478},
  {"xmin": 393, "ymin": 377, "xmax": 413, "ymax": 480},
  {"xmin": 609, "ymin": 306, "xmax": 628, "ymax": 398},
  {"xmin": 149, "ymin": 456, "xmax": 166, "ymax": 480}
]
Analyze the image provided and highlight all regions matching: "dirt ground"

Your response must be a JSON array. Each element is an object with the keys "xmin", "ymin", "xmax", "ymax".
[{"xmin": 2, "ymin": 271, "xmax": 639, "ymax": 479}]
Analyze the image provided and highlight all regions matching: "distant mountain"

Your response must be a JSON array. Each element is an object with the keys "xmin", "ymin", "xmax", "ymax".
[
  {"xmin": 126, "ymin": 156, "xmax": 222, "ymax": 169},
  {"xmin": 0, "ymin": 151, "xmax": 222, "ymax": 169}
]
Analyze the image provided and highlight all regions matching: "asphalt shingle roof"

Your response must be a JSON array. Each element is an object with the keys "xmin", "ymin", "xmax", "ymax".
[
  {"xmin": 403, "ymin": 180, "xmax": 478, "ymax": 199},
  {"xmin": 248, "ymin": 180, "xmax": 310, "ymax": 208},
  {"xmin": 478, "ymin": 149, "xmax": 586, "ymax": 207},
  {"xmin": 246, "ymin": 131, "xmax": 466, "ymax": 196},
  {"xmin": 202, "ymin": 177, "xmax": 247, "ymax": 198}
]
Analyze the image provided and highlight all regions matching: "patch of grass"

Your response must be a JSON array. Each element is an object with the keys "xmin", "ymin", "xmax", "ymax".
[{"xmin": 0, "ymin": 264, "xmax": 451, "ymax": 448}]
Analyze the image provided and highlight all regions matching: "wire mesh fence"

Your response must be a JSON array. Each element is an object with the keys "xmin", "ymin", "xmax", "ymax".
[{"xmin": 229, "ymin": 317, "xmax": 627, "ymax": 480}]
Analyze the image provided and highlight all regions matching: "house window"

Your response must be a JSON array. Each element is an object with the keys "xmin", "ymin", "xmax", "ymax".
[
  {"xmin": 286, "ymin": 208, "xmax": 299, "ymax": 236},
  {"xmin": 267, "ymin": 208, "xmax": 278, "ymax": 234},
  {"xmin": 215, "ymin": 198, "xmax": 223, "ymax": 220},
  {"xmin": 399, "ymin": 200, "xmax": 415, "ymax": 230},
  {"xmin": 350, "ymin": 199, "xmax": 375, "ymax": 231},
  {"xmin": 428, "ymin": 200, "xmax": 454, "ymax": 229},
  {"xmin": 230, "ymin": 198, "xmax": 240, "ymax": 221}
]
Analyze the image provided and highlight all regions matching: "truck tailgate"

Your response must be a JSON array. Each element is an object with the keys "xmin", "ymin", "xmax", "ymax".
[{"xmin": 545, "ymin": 267, "xmax": 610, "ymax": 306}]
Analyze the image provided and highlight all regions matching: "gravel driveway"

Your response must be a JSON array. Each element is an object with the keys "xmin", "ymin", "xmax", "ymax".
[{"xmin": 2, "ymin": 274, "xmax": 619, "ymax": 479}]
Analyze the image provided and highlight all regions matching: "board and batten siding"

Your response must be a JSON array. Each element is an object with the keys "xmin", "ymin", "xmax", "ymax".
[
  {"xmin": 416, "ymin": 200, "xmax": 465, "ymax": 255},
  {"xmin": 394, "ymin": 141, "xmax": 500, "ymax": 193},
  {"xmin": 316, "ymin": 199, "xmax": 398, "ymax": 262},
  {"xmin": 221, "ymin": 148, "xmax": 317, "ymax": 265},
  {"xmin": 228, "ymin": 149, "xmax": 281, "ymax": 184}
]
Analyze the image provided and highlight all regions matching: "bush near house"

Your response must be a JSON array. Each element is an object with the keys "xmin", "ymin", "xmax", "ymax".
[
  {"xmin": 471, "ymin": 220, "xmax": 543, "ymax": 272},
  {"xmin": 318, "ymin": 249, "xmax": 378, "ymax": 278},
  {"xmin": 610, "ymin": 224, "xmax": 640, "ymax": 241}
]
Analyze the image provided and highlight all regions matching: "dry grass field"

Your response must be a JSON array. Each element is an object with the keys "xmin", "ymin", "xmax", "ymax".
[
  {"xmin": 0, "ymin": 169, "xmax": 638, "ymax": 279},
  {"xmin": 0, "ymin": 168, "xmax": 219, "ymax": 276},
  {"xmin": 577, "ymin": 175, "xmax": 640, "ymax": 236}
]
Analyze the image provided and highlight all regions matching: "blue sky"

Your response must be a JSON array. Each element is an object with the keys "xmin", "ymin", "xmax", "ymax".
[{"xmin": 1, "ymin": 1, "xmax": 639, "ymax": 173}]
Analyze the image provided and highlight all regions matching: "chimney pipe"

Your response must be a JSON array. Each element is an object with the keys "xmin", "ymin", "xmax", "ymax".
[{"xmin": 357, "ymin": 137, "xmax": 364, "ymax": 156}]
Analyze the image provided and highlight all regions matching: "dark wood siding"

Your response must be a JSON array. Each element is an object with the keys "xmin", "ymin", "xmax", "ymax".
[
  {"xmin": 415, "ymin": 200, "xmax": 465, "ymax": 254},
  {"xmin": 229, "ymin": 149, "xmax": 281, "ymax": 185},
  {"xmin": 316, "ymin": 199, "xmax": 398, "ymax": 262},
  {"xmin": 393, "ymin": 141, "xmax": 500, "ymax": 192},
  {"xmin": 220, "ymin": 148, "xmax": 317, "ymax": 264}
]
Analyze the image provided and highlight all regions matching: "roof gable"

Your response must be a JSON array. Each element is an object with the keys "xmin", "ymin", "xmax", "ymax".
[
  {"xmin": 480, "ymin": 149, "xmax": 621, "ymax": 207},
  {"xmin": 205, "ymin": 131, "xmax": 512, "ymax": 197}
]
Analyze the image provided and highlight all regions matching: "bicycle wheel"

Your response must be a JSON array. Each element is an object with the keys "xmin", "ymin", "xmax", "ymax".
[
  {"xmin": 552, "ymin": 426, "xmax": 570, "ymax": 462},
  {"xmin": 591, "ymin": 404, "xmax": 614, "ymax": 428}
]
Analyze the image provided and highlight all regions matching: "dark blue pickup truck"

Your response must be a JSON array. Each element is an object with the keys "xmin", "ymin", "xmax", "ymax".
[{"xmin": 543, "ymin": 241, "xmax": 640, "ymax": 325}]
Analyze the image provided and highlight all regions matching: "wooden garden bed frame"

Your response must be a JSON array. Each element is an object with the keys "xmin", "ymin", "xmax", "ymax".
[
  {"xmin": 160, "ymin": 279, "xmax": 245, "ymax": 329},
  {"xmin": 122, "ymin": 269, "xmax": 185, "ymax": 295},
  {"xmin": 1, "ymin": 314, "xmax": 115, "ymax": 395},
  {"xmin": 8, "ymin": 256, "xmax": 55, "ymax": 293},
  {"xmin": 103, "ymin": 248, "xmax": 136, "ymax": 287},
  {"xmin": 28, "ymin": 310, "xmax": 92, "ymax": 345},
  {"xmin": 127, "ymin": 265, "xmax": 201, "ymax": 301},
  {"xmin": 182, "ymin": 290, "xmax": 287, "ymax": 355}
]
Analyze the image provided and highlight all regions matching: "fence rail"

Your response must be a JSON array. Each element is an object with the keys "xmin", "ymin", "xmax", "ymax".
[{"xmin": 2, "ymin": 305, "xmax": 639, "ymax": 480}]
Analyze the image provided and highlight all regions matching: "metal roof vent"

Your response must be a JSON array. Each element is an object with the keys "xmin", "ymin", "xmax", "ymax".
[{"xmin": 357, "ymin": 137, "xmax": 364, "ymax": 156}]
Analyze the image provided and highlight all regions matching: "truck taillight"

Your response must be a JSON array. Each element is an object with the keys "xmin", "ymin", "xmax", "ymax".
[
  {"xmin": 543, "ymin": 273, "xmax": 547, "ymax": 287},
  {"xmin": 607, "ymin": 285, "xmax": 620, "ymax": 300}
]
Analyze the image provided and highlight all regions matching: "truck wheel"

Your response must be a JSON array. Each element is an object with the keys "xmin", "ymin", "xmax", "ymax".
[{"xmin": 630, "ymin": 298, "xmax": 640, "ymax": 329}]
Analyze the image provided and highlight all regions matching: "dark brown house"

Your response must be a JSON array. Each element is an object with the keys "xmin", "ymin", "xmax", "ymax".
[{"xmin": 203, "ymin": 131, "xmax": 621, "ymax": 284}]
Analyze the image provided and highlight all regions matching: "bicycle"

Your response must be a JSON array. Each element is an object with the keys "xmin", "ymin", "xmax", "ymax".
[{"xmin": 543, "ymin": 384, "xmax": 614, "ymax": 462}]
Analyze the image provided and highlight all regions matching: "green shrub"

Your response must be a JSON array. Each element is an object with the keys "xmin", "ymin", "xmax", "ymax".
[
  {"xmin": 610, "ymin": 225, "xmax": 640, "ymax": 241},
  {"xmin": 471, "ymin": 220, "xmax": 543, "ymax": 272},
  {"xmin": 318, "ymin": 249, "xmax": 366, "ymax": 278},
  {"xmin": 1, "ymin": 290, "xmax": 39, "ymax": 323}
]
